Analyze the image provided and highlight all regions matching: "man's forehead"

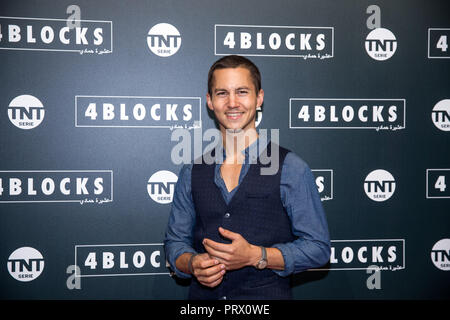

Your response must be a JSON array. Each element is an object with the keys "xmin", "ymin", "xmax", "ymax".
[{"xmin": 211, "ymin": 67, "xmax": 254, "ymax": 89}]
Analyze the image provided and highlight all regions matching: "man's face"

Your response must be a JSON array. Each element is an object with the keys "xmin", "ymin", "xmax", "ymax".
[{"xmin": 207, "ymin": 67, "xmax": 264, "ymax": 133}]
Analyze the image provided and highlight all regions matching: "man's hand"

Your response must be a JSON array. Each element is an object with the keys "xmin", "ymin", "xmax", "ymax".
[
  {"xmin": 190, "ymin": 253, "xmax": 226, "ymax": 288},
  {"xmin": 203, "ymin": 227, "xmax": 260, "ymax": 271}
]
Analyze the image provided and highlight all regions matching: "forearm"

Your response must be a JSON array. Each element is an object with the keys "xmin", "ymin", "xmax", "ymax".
[
  {"xmin": 272, "ymin": 239, "xmax": 331, "ymax": 276},
  {"xmin": 249, "ymin": 245, "xmax": 285, "ymax": 271},
  {"xmin": 267, "ymin": 247, "xmax": 285, "ymax": 270}
]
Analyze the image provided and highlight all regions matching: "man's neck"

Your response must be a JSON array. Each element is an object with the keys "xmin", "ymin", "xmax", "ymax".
[{"xmin": 221, "ymin": 128, "xmax": 258, "ymax": 164}]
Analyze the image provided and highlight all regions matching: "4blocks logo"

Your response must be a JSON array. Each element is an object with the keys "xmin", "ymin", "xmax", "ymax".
[
  {"xmin": 289, "ymin": 98, "xmax": 405, "ymax": 131},
  {"xmin": 0, "ymin": 16, "xmax": 112, "ymax": 54},
  {"xmin": 428, "ymin": 28, "xmax": 450, "ymax": 59},
  {"xmin": 75, "ymin": 243, "xmax": 168, "ymax": 277},
  {"xmin": 215, "ymin": 24, "xmax": 333, "ymax": 59},
  {"xmin": 310, "ymin": 239, "xmax": 405, "ymax": 271},
  {"xmin": 0, "ymin": 170, "xmax": 113, "ymax": 204},
  {"xmin": 426, "ymin": 169, "xmax": 450, "ymax": 199},
  {"xmin": 75, "ymin": 95, "xmax": 201, "ymax": 129},
  {"xmin": 312, "ymin": 169, "xmax": 333, "ymax": 201}
]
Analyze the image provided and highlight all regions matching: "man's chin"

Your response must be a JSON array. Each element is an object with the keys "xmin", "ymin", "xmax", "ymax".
[
  {"xmin": 226, "ymin": 128, "xmax": 244, "ymax": 134},
  {"xmin": 224, "ymin": 127, "xmax": 258, "ymax": 137}
]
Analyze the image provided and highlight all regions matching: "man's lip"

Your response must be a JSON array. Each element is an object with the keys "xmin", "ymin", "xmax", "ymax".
[
  {"xmin": 225, "ymin": 112, "xmax": 244, "ymax": 119},
  {"xmin": 225, "ymin": 111, "xmax": 244, "ymax": 115}
]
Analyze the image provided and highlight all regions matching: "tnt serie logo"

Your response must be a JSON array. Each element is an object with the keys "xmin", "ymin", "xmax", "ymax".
[
  {"xmin": 431, "ymin": 99, "xmax": 450, "ymax": 131},
  {"xmin": 7, "ymin": 247, "xmax": 44, "ymax": 282},
  {"xmin": 365, "ymin": 28, "xmax": 397, "ymax": 61},
  {"xmin": 147, "ymin": 170, "xmax": 178, "ymax": 204},
  {"xmin": 7, "ymin": 95, "xmax": 45, "ymax": 129},
  {"xmin": 431, "ymin": 239, "xmax": 450, "ymax": 271},
  {"xmin": 147, "ymin": 23, "xmax": 181, "ymax": 57},
  {"xmin": 364, "ymin": 169, "xmax": 396, "ymax": 202}
]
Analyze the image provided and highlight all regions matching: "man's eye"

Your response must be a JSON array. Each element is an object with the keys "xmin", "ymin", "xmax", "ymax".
[
  {"xmin": 216, "ymin": 92, "xmax": 227, "ymax": 96},
  {"xmin": 237, "ymin": 90, "xmax": 248, "ymax": 95}
]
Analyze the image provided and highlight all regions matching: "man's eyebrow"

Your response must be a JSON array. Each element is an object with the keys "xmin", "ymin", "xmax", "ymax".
[
  {"xmin": 213, "ymin": 86, "xmax": 251, "ymax": 93},
  {"xmin": 214, "ymin": 88, "xmax": 228, "ymax": 93}
]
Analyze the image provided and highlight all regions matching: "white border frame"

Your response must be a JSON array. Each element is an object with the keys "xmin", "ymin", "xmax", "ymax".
[
  {"xmin": 74, "ymin": 243, "xmax": 170, "ymax": 277},
  {"xmin": 427, "ymin": 28, "xmax": 450, "ymax": 59},
  {"xmin": 75, "ymin": 95, "xmax": 202, "ymax": 128},
  {"xmin": 214, "ymin": 24, "xmax": 334, "ymax": 57},
  {"xmin": 308, "ymin": 239, "xmax": 406, "ymax": 271},
  {"xmin": 289, "ymin": 98, "xmax": 406, "ymax": 129},
  {"xmin": 426, "ymin": 168, "xmax": 450, "ymax": 198},
  {"xmin": 0, "ymin": 16, "xmax": 113, "ymax": 53},
  {"xmin": 0, "ymin": 170, "xmax": 113, "ymax": 203},
  {"xmin": 312, "ymin": 169, "xmax": 334, "ymax": 201}
]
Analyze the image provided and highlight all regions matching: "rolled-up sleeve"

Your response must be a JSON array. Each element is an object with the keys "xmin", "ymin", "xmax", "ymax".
[
  {"xmin": 272, "ymin": 152, "xmax": 331, "ymax": 277},
  {"xmin": 164, "ymin": 164, "xmax": 197, "ymax": 279}
]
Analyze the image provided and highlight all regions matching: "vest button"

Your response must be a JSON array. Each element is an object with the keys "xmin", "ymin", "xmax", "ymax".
[{"xmin": 224, "ymin": 212, "xmax": 231, "ymax": 218}]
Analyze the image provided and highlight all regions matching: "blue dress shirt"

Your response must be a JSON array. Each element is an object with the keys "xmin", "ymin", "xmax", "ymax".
[{"xmin": 164, "ymin": 139, "xmax": 330, "ymax": 279}]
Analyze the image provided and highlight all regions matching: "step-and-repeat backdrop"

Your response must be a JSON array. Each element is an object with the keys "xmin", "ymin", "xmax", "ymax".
[{"xmin": 1, "ymin": 0, "xmax": 449, "ymax": 299}]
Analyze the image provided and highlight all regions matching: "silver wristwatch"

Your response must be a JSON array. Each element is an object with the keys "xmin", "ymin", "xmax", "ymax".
[{"xmin": 255, "ymin": 246, "xmax": 268, "ymax": 269}]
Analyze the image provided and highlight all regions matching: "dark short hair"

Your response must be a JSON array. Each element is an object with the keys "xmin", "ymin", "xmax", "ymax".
[{"xmin": 207, "ymin": 55, "xmax": 261, "ymax": 95}]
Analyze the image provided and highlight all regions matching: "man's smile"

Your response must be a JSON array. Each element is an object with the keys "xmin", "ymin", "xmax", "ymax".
[{"xmin": 225, "ymin": 111, "xmax": 245, "ymax": 120}]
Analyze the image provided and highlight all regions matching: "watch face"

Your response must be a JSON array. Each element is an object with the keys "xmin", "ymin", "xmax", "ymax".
[{"xmin": 258, "ymin": 260, "xmax": 268, "ymax": 269}]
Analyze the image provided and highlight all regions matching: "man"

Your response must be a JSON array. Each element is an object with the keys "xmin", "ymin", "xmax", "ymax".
[{"xmin": 164, "ymin": 55, "xmax": 330, "ymax": 300}]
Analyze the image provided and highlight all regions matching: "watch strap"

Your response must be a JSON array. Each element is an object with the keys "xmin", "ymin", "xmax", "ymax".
[
  {"xmin": 260, "ymin": 246, "xmax": 267, "ymax": 261},
  {"xmin": 256, "ymin": 246, "xmax": 267, "ymax": 269}
]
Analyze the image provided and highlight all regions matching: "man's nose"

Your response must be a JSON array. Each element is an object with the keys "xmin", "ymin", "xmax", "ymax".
[{"xmin": 227, "ymin": 92, "xmax": 238, "ymax": 107}]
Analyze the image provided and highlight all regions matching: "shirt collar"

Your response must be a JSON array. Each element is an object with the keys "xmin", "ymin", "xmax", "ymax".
[{"xmin": 221, "ymin": 136, "xmax": 270, "ymax": 162}]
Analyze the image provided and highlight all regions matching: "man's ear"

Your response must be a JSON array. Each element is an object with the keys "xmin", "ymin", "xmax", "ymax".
[
  {"xmin": 206, "ymin": 93, "xmax": 214, "ymax": 111},
  {"xmin": 257, "ymin": 89, "xmax": 264, "ymax": 108}
]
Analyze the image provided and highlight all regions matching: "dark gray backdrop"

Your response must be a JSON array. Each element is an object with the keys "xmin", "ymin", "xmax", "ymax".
[{"xmin": 0, "ymin": 0, "xmax": 449, "ymax": 299}]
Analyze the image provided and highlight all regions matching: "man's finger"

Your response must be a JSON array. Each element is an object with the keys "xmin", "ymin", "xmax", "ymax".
[
  {"xmin": 203, "ymin": 238, "xmax": 234, "ymax": 253},
  {"xmin": 197, "ymin": 264, "xmax": 225, "ymax": 280},
  {"xmin": 193, "ymin": 254, "xmax": 219, "ymax": 269},
  {"xmin": 203, "ymin": 239, "xmax": 234, "ymax": 256},
  {"xmin": 200, "ymin": 272, "xmax": 225, "ymax": 288},
  {"xmin": 218, "ymin": 227, "xmax": 241, "ymax": 241},
  {"xmin": 203, "ymin": 243, "xmax": 231, "ymax": 261}
]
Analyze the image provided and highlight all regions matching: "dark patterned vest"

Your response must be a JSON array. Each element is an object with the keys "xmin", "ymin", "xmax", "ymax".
[{"xmin": 189, "ymin": 144, "xmax": 296, "ymax": 300}]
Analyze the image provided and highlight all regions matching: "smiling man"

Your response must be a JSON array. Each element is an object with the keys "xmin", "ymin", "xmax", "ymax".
[{"xmin": 164, "ymin": 55, "xmax": 330, "ymax": 300}]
